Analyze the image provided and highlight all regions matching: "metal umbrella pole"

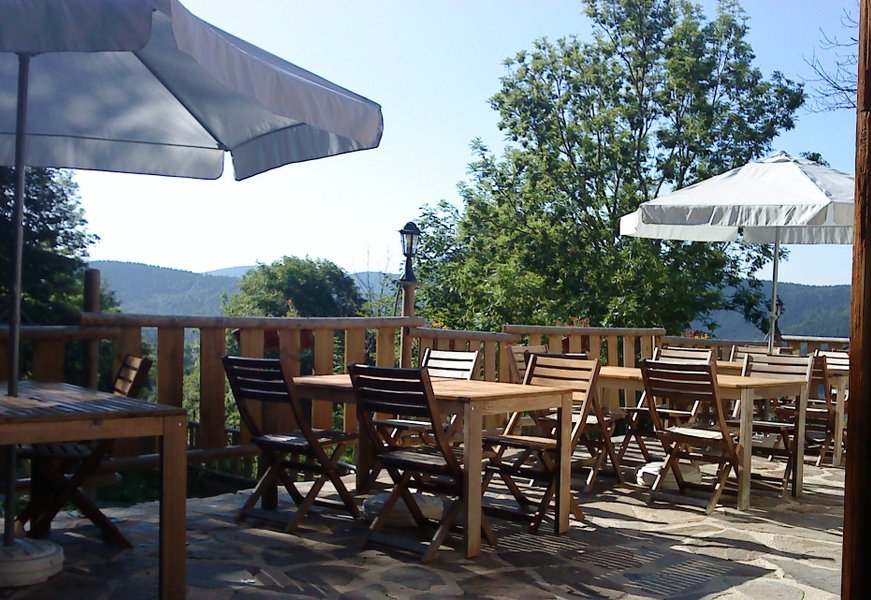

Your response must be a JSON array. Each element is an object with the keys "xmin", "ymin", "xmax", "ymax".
[
  {"xmin": 768, "ymin": 228, "xmax": 781, "ymax": 354},
  {"xmin": 4, "ymin": 53, "xmax": 30, "ymax": 547}
]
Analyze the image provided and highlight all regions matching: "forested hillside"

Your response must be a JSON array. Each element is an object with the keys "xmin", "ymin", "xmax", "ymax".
[
  {"xmin": 90, "ymin": 261, "xmax": 238, "ymax": 315},
  {"xmin": 90, "ymin": 261, "xmax": 849, "ymax": 339},
  {"xmin": 703, "ymin": 281, "xmax": 850, "ymax": 340}
]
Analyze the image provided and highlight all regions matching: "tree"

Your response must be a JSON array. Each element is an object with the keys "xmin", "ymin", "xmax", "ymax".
[
  {"xmin": 415, "ymin": 0, "xmax": 803, "ymax": 335},
  {"xmin": 806, "ymin": 5, "xmax": 858, "ymax": 111},
  {"xmin": 0, "ymin": 167, "xmax": 100, "ymax": 325}
]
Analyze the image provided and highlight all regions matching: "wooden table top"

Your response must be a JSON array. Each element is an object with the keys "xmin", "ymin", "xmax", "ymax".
[
  {"xmin": 0, "ymin": 381, "xmax": 186, "ymax": 424},
  {"xmin": 294, "ymin": 373, "xmax": 571, "ymax": 403},
  {"xmin": 599, "ymin": 365, "xmax": 805, "ymax": 391}
]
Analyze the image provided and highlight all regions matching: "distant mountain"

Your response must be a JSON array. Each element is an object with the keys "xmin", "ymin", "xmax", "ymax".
[
  {"xmin": 203, "ymin": 266, "xmax": 255, "ymax": 278},
  {"xmin": 699, "ymin": 280, "xmax": 850, "ymax": 340},
  {"xmin": 89, "ymin": 261, "xmax": 238, "ymax": 316}
]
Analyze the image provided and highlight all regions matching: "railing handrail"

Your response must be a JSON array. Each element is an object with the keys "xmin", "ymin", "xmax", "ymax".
[
  {"xmin": 782, "ymin": 334, "xmax": 850, "ymax": 344},
  {"xmin": 504, "ymin": 324, "xmax": 667, "ymax": 336},
  {"xmin": 81, "ymin": 313, "xmax": 426, "ymax": 329},
  {"xmin": 0, "ymin": 325, "xmax": 123, "ymax": 341},
  {"xmin": 409, "ymin": 327, "xmax": 519, "ymax": 343}
]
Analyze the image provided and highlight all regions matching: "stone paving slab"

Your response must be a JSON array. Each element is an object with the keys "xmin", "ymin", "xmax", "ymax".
[{"xmin": 0, "ymin": 456, "xmax": 843, "ymax": 599}]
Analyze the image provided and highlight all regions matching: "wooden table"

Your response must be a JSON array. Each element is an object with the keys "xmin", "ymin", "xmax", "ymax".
[
  {"xmin": 597, "ymin": 366, "xmax": 808, "ymax": 510},
  {"xmin": 0, "ymin": 382, "xmax": 187, "ymax": 599},
  {"xmin": 294, "ymin": 374, "xmax": 573, "ymax": 558}
]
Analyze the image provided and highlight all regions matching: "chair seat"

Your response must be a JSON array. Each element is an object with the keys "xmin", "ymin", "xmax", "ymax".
[
  {"xmin": 372, "ymin": 417, "xmax": 433, "ymax": 432},
  {"xmin": 20, "ymin": 442, "xmax": 93, "ymax": 460},
  {"xmin": 725, "ymin": 419, "xmax": 794, "ymax": 434},
  {"xmin": 482, "ymin": 432, "xmax": 556, "ymax": 451},
  {"xmin": 380, "ymin": 446, "xmax": 464, "ymax": 474},
  {"xmin": 662, "ymin": 425, "xmax": 727, "ymax": 443},
  {"xmin": 253, "ymin": 429, "xmax": 357, "ymax": 451}
]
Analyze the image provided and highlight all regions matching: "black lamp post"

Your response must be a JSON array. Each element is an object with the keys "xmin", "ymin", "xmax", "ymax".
[
  {"xmin": 399, "ymin": 221, "xmax": 421, "ymax": 282},
  {"xmin": 398, "ymin": 221, "xmax": 421, "ymax": 367}
]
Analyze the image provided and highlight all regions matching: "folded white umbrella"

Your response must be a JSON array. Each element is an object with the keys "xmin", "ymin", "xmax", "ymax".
[
  {"xmin": 619, "ymin": 152, "xmax": 854, "ymax": 350},
  {"xmin": 0, "ymin": 0, "xmax": 383, "ymax": 553}
]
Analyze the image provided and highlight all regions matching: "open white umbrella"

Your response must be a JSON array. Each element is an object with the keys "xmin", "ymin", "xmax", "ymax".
[
  {"xmin": 620, "ymin": 152, "xmax": 854, "ymax": 351},
  {"xmin": 0, "ymin": 0, "xmax": 382, "ymax": 560}
]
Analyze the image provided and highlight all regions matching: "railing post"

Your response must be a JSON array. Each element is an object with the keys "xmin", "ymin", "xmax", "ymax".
[
  {"xmin": 83, "ymin": 268, "xmax": 101, "ymax": 388},
  {"xmin": 399, "ymin": 279, "xmax": 418, "ymax": 367}
]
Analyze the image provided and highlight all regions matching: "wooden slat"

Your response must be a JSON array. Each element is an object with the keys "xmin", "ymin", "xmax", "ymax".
[
  {"xmin": 31, "ymin": 339, "xmax": 64, "ymax": 382},
  {"xmin": 276, "ymin": 329, "xmax": 301, "ymax": 433},
  {"xmin": 589, "ymin": 335, "xmax": 602, "ymax": 361},
  {"xmin": 640, "ymin": 335, "xmax": 654, "ymax": 360},
  {"xmin": 376, "ymin": 327, "xmax": 395, "ymax": 367},
  {"xmin": 343, "ymin": 328, "xmax": 366, "ymax": 433},
  {"xmin": 483, "ymin": 341, "xmax": 496, "ymax": 382},
  {"xmin": 112, "ymin": 327, "xmax": 144, "ymax": 456},
  {"xmin": 606, "ymin": 336, "xmax": 619, "ymax": 367},
  {"xmin": 623, "ymin": 335, "xmax": 637, "ymax": 368},
  {"xmin": 238, "ymin": 329, "xmax": 265, "ymax": 437},
  {"xmin": 312, "ymin": 329, "xmax": 335, "ymax": 429},
  {"xmin": 157, "ymin": 327, "xmax": 185, "ymax": 408},
  {"xmin": 199, "ymin": 327, "xmax": 227, "ymax": 448}
]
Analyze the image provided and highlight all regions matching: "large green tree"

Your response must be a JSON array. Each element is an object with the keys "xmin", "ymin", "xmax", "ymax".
[
  {"xmin": 223, "ymin": 256, "xmax": 362, "ymax": 318},
  {"xmin": 0, "ymin": 167, "xmax": 100, "ymax": 325},
  {"xmin": 416, "ymin": 0, "xmax": 804, "ymax": 334}
]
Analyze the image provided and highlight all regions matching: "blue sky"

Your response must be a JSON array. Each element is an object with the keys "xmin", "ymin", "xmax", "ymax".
[{"xmin": 78, "ymin": 0, "xmax": 857, "ymax": 286}]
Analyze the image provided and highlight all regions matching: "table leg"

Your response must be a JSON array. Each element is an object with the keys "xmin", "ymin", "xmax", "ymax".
[
  {"xmin": 793, "ymin": 383, "xmax": 807, "ymax": 497},
  {"xmin": 833, "ymin": 378, "xmax": 847, "ymax": 466},
  {"xmin": 463, "ymin": 403, "xmax": 483, "ymax": 558},
  {"xmin": 555, "ymin": 392, "xmax": 571, "ymax": 535},
  {"xmin": 160, "ymin": 415, "xmax": 187, "ymax": 600},
  {"xmin": 737, "ymin": 389, "xmax": 752, "ymax": 511}
]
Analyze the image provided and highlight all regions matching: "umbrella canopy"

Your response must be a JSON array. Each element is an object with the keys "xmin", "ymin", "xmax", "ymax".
[
  {"xmin": 0, "ymin": 0, "xmax": 383, "ymax": 180},
  {"xmin": 619, "ymin": 152, "xmax": 854, "ymax": 350},
  {"xmin": 0, "ymin": 0, "xmax": 383, "ymax": 552}
]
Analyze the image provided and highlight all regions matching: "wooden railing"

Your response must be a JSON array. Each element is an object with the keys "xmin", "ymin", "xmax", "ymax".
[
  {"xmin": 503, "ymin": 324, "xmax": 667, "ymax": 409},
  {"xmin": 661, "ymin": 335, "xmax": 851, "ymax": 359},
  {"xmin": 406, "ymin": 327, "xmax": 520, "ymax": 381}
]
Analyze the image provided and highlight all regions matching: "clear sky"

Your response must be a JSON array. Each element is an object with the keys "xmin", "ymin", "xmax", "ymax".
[{"xmin": 77, "ymin": 0, "xmax": 858, "ymax": 286}]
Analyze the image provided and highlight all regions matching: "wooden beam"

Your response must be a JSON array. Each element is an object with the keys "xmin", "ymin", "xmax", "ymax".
[{"xmin": 844, "ymin": 2, "xmax": 871, "ymax": 596}]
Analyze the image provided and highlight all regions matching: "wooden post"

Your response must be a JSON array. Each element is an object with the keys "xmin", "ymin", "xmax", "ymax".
[
  {"xmin": 399, "ymin": 279, "xmax": 418, "ymax": 367},
  {"xmin": 83, "ymin": 268, "xmax": 101, "ymax": 388},
  {"xmin": 844, "ymin": 2, "xmax": 871, "ymax": 595}
]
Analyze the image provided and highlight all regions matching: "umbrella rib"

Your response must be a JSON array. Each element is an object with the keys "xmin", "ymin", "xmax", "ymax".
[
  {"xmin": 133, "ymin": 50, "xmax": 230, "ymax": 151},
  {"xmin": 1, "ymin": 131, "xmax": 223, "ymax": 152}
]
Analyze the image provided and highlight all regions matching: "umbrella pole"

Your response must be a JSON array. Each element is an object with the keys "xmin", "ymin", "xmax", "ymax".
[
  {"xmin": 4, "ymin": 53, "xmax": 30, "ymax": 547},
  {"xmin": 768, "ymin": 229, "xmax": 781, "ymax": 354}
]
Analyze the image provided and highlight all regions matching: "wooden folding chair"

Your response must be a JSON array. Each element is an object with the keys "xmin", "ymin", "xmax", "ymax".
[
  {"xmin": 618, "ymin": 346, "xmax": 712, "ymax": 462},
  {"xmin": 17, "ymin": 354, "xmax": 153, "ymax": 548},
  {"xmin": 640, "ymin": 359, "xmax": 739, "ymax": 514},
  {"xmin": 729, "ymin": 344, "xmax": 782, "ymax": 362},
  {"xmin": 349, "ymin": 364, "xmax": 496, "ymax": 562},
  {"xmin": 726, "ymin": 353, "xmax": 813, "ymax": 497},
  {"xmin": 812, "ymin": 349, "xmax": 849, "ymax": 464},
  {"xmin": 504, "ymin": 344, "xmax": 549, "ymax": 384},
  {"xmin": 223, "ymin": 356, "xmax": 361, "ymax": 531},
  {"xmin": 482, "ymin": 354, "xmax": 607, "ymax": 532}
]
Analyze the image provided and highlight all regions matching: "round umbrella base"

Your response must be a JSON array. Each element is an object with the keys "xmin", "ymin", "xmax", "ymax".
[{"xmin": 0, "ymin": 538, "xmax": 63, "ymax": 587}]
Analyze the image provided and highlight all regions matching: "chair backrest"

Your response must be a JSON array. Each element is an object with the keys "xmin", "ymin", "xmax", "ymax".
[
  {"xmin": 523, "ymin": 353, "xmax": 601, "ymax": 446},
  {"xmin": 222, "ymin": 356, "xmax": 311, "ymax": 440},
  {"xmin": 654, "ymin": 346, "xmax": 713, "ymax": 363},
  {"xmin": 740, "ymin": 353, "xmax": 813, "ymax": 384},
  {"xmin": 640, "ymin": 358, "xmax": 729, "ymax": 438},
  {"xmin": 809, "ymin": 354, "xmax": 834, "ymax": 409},
  {"xmin": 112, "ymin": 355, "xmax": 153, "ymax": 399},
  {"xmin": 420, "ymin": 348, "xmax": 480, "ymax": 380},
  {"xmin": 504, "ymin": 344, "xmax": 549, "ymax": 384},
  {"xmin": 348, "ymin": 364, "xmax": 462, "ymax": 476},
  {"xmin": 815, "ymin": 349, "xmax": 849, "ymax": 374},
  {"xmin": 729, "ymin": 344, "xmax": 779, "ymax": 362}
]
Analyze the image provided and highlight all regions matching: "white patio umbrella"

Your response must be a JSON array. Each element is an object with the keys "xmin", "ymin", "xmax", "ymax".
[
  {"xmin": 619, "ymin": 151, "xmax": 854, "ymax": 352},
  {"xmin": 0, "ymin": 0, "xmax": 382, "ymax": 560}
]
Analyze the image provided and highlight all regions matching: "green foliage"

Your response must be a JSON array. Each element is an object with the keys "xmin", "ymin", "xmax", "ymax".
[
  {"xmin": 0, "ymin": 167, "xmax": 101, "ymax": 325},
  {"xmin": 415, "ymin": 0, "xmax": 803, "ymax": 334},
  {"xmin": 223, "ymin": 256, "xmax": 362, "ymax": 318}
]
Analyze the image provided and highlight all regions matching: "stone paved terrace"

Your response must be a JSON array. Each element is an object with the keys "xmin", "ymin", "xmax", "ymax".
[{"xmin": 0, "ymin": 455, "xmax": 844, "ymax": 599}]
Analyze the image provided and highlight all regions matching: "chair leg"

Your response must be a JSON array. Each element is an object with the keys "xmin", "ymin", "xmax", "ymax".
[
  {"xmin": 422, "ymin": 499, "xmax": 463, "ymax": 563},
  {"xmin": 705, "ymin": 457, "xmax": 733, "ymax": 515}
]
